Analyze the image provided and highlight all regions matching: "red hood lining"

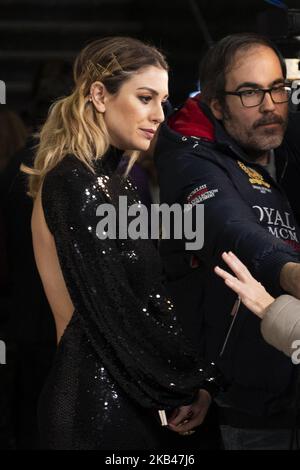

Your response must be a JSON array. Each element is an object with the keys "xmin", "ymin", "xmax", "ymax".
[{"xmin": 168, "ymin": 94, "xmax": 215, "ymax": 142}]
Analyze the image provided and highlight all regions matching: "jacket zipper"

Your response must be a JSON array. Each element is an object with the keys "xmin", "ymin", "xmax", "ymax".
[{"xmin": 219, "ymin": 296, "xmax": 241, "ymax": 357}]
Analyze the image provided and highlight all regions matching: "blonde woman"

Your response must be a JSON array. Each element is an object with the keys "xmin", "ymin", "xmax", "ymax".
[{"xmin": 25, "ymin": 37, "xmax": 219, "ymax": 450}]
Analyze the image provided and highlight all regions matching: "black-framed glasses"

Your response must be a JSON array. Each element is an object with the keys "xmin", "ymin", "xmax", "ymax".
[{"xmin": 223, "ymin": 84, "xmax": 292, "ymax": 108}]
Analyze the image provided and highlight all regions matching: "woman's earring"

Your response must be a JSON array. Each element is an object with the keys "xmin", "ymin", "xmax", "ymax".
[{"xmin": 89, "ymin": 95, "xmax": 92, "ymax": 102}]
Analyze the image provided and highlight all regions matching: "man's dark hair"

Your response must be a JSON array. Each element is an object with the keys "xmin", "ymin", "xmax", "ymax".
[{"xmin": 199, "ymin": 33, "xmax": 287, "ymax": 105}]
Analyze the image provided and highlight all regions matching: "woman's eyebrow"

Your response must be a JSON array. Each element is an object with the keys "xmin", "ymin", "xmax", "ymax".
[
  {"xmin": 136, "ymin": 87, "xmax": 158, "ymax": 94},
  {"xmin": 137, "ymin": 87, "xmax": 169, "ymax": 99}
]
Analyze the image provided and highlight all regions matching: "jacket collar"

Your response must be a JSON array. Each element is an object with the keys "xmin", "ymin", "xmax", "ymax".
[{"xmin": 168, "ymin": 94, "xmax": 251, "ymax": 160}]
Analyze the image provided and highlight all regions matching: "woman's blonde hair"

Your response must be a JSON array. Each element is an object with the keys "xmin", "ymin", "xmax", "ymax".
[{"xmin": 24, "ymin": 36, "xmax": 168, "ymax": 197}]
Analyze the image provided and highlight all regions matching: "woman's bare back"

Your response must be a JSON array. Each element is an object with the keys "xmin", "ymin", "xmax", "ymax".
[{"xmin": 31, "ymin": 189, "xmax": 74, "ymax": 343}]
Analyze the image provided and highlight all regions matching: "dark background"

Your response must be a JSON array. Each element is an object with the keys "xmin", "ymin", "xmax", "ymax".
[
  {"xmin": 1, "ymin": 0, "xmax": 300, "ymax": 450},
  {"xmin": 1, "ymin": 0, "xmax": 300, "ymax": 118}
]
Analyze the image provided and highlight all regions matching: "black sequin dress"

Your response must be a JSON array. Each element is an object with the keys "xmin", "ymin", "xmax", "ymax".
[{"xmin": 38, "ymin": 149, "xmax": 218, "ymax": 450}]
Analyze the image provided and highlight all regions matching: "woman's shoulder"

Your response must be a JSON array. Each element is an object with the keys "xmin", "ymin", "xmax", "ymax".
[
  {"xmin": 41, "ymin": 155, "xmax": 100, "ymax": 232},
  {"xmin": 43, "ymin": 155, "xmax": 95, "ymax": 193},
  {"xmin": 41, "ymin": 155, "xmax": 98, "ymax": 218},
  {"xmin": 47, "ymin": 154, "xmax": 92, "ymax": 178}
]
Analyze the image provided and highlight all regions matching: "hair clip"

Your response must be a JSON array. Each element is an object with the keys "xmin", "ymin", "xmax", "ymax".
[{"xmin": 87, "ymin": 53, "xmax": 123, "ymax": 81}]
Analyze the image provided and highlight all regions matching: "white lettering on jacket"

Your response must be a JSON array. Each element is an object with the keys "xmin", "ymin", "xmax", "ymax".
[{"xmin": 252, "ymin": 205, "xmax": 298, "ymax": 243}]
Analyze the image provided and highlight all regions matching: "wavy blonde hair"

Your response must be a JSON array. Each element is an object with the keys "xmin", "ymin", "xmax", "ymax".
[{"xmin": 23, "ymin": 37, "xmax": 168, "ymax": 197}]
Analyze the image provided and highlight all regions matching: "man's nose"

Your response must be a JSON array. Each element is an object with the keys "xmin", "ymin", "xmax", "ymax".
[{"xmin": 259, "ymin": 91, "xmax": 276, "ymax": 112}]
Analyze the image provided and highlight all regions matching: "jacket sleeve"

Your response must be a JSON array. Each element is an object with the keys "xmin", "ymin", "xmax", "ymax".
[
  {"xmin": 41, "ymin": 166, "xmax": 222, "ymax": 409},
  {"xmin": 261, "ymin": 295, "xmax": 300, "ymax": 357},
  {"xmin": 175, "ymin": 152, "xmax": 300, "ymax": 296}
]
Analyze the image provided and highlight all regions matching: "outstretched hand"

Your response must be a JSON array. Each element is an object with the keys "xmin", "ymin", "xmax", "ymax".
[{"xmin": 214, "ymin": 251, "xmax": 274, "ymax": 319}]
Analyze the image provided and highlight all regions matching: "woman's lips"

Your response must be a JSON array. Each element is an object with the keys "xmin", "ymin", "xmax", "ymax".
[{"xmin": 139, "ymin": 128, "xmax": 155, "ymax": 140}]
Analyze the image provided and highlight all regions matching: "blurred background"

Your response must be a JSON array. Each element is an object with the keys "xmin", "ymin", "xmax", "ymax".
[{"xmin": 1, "ymin": 0, "xmax": 300, "ymax": 120}]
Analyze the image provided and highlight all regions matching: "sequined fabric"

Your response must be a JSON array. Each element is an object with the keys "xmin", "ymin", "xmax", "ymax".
[{"xmin": 38, "ymin": 149, "xmax": 218, "ymax": 449}]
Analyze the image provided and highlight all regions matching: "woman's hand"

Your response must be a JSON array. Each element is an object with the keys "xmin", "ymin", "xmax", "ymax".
[
  {"xmin": 214, "ymin": 251, "xmax": 274, "ymax": 319},
  {"xmin": 167, "ymin": 388, "xmax": 211, "ymax": 435}
]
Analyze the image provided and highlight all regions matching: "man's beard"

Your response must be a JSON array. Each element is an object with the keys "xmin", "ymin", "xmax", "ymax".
[{"xmin": 222, "ymin": 106, "xmax": 288, "ymax": 162}]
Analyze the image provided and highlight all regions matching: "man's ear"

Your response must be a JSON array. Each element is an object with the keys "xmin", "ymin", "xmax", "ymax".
[
  {"xmin": 210, "ymin": 99, "xmax": 223, "ymax": 120},
  {"xmin": 89, "ymin": 81, "xmax": 108, "ymax": 113}
]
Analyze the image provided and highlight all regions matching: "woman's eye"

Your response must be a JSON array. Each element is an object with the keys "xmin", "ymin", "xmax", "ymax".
[{"xmin": 139, "ymin": 96, "xmax": 152, "ymax": 104}]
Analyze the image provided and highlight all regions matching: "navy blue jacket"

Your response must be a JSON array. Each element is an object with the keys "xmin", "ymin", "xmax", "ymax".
[{"xmin": 155, "ymin": 96, "xmax": 300, "ymax": 424}]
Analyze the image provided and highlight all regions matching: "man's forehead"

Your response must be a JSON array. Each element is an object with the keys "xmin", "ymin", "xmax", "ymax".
[{"xmin": 226, "ymin": 45, "xmax": 283, "ymax": 85}]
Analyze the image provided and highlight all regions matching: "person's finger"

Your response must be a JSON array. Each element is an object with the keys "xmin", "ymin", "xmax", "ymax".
[
  {"xmin": 221, "ymin": 252, "xmax": 245, "ymax": 280},
  {"xmin": 215, "ymin": 266, "xmax": 244, "ymax": 297},
  {"xmin": 167, "ymin": 406, "xmax": 191, "ymax": 427},
  {"xmin": 227, "ymin": 251, "xmax": 252, "ymax": 279},
  {"xmin": 168, "ymin": 414, "xmax": 196, "ymax": 433},
  {"xmin": 170, "ymin": 404, "xmax": 208, "ymax": 433},
  {"xmin": 215, "ymin": 266, "xmax": 243, "ymax": 291},
  {"xmin": 214, "ymin": 265, "xmax": 236, "ymax": 283},
  {"xmin": 176, "ymin": 413, "xmax": 205, "ymax": 432},
  {"xmin": 222, "ymin": 252, "xmax": 246, "ymax": 277},
  {"xmin": 224, "ymin": 277, "xmax": 245, "ymax": 297},
  {"xmin": 220, "ymin": 254, "xmax": 262, "ymax": 297},
  {"xmin": 168, "ymin": 419, "xmax": 194, "ymax": 433},
  {"xmin": 167, "ymin": 408, "xmax": 179, "ymax": 422}
]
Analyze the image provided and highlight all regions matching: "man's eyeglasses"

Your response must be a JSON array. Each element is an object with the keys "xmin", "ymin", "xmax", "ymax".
[{"xmin": 223, "ymin": 84, "xmax": 292, "ymax": 108}]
